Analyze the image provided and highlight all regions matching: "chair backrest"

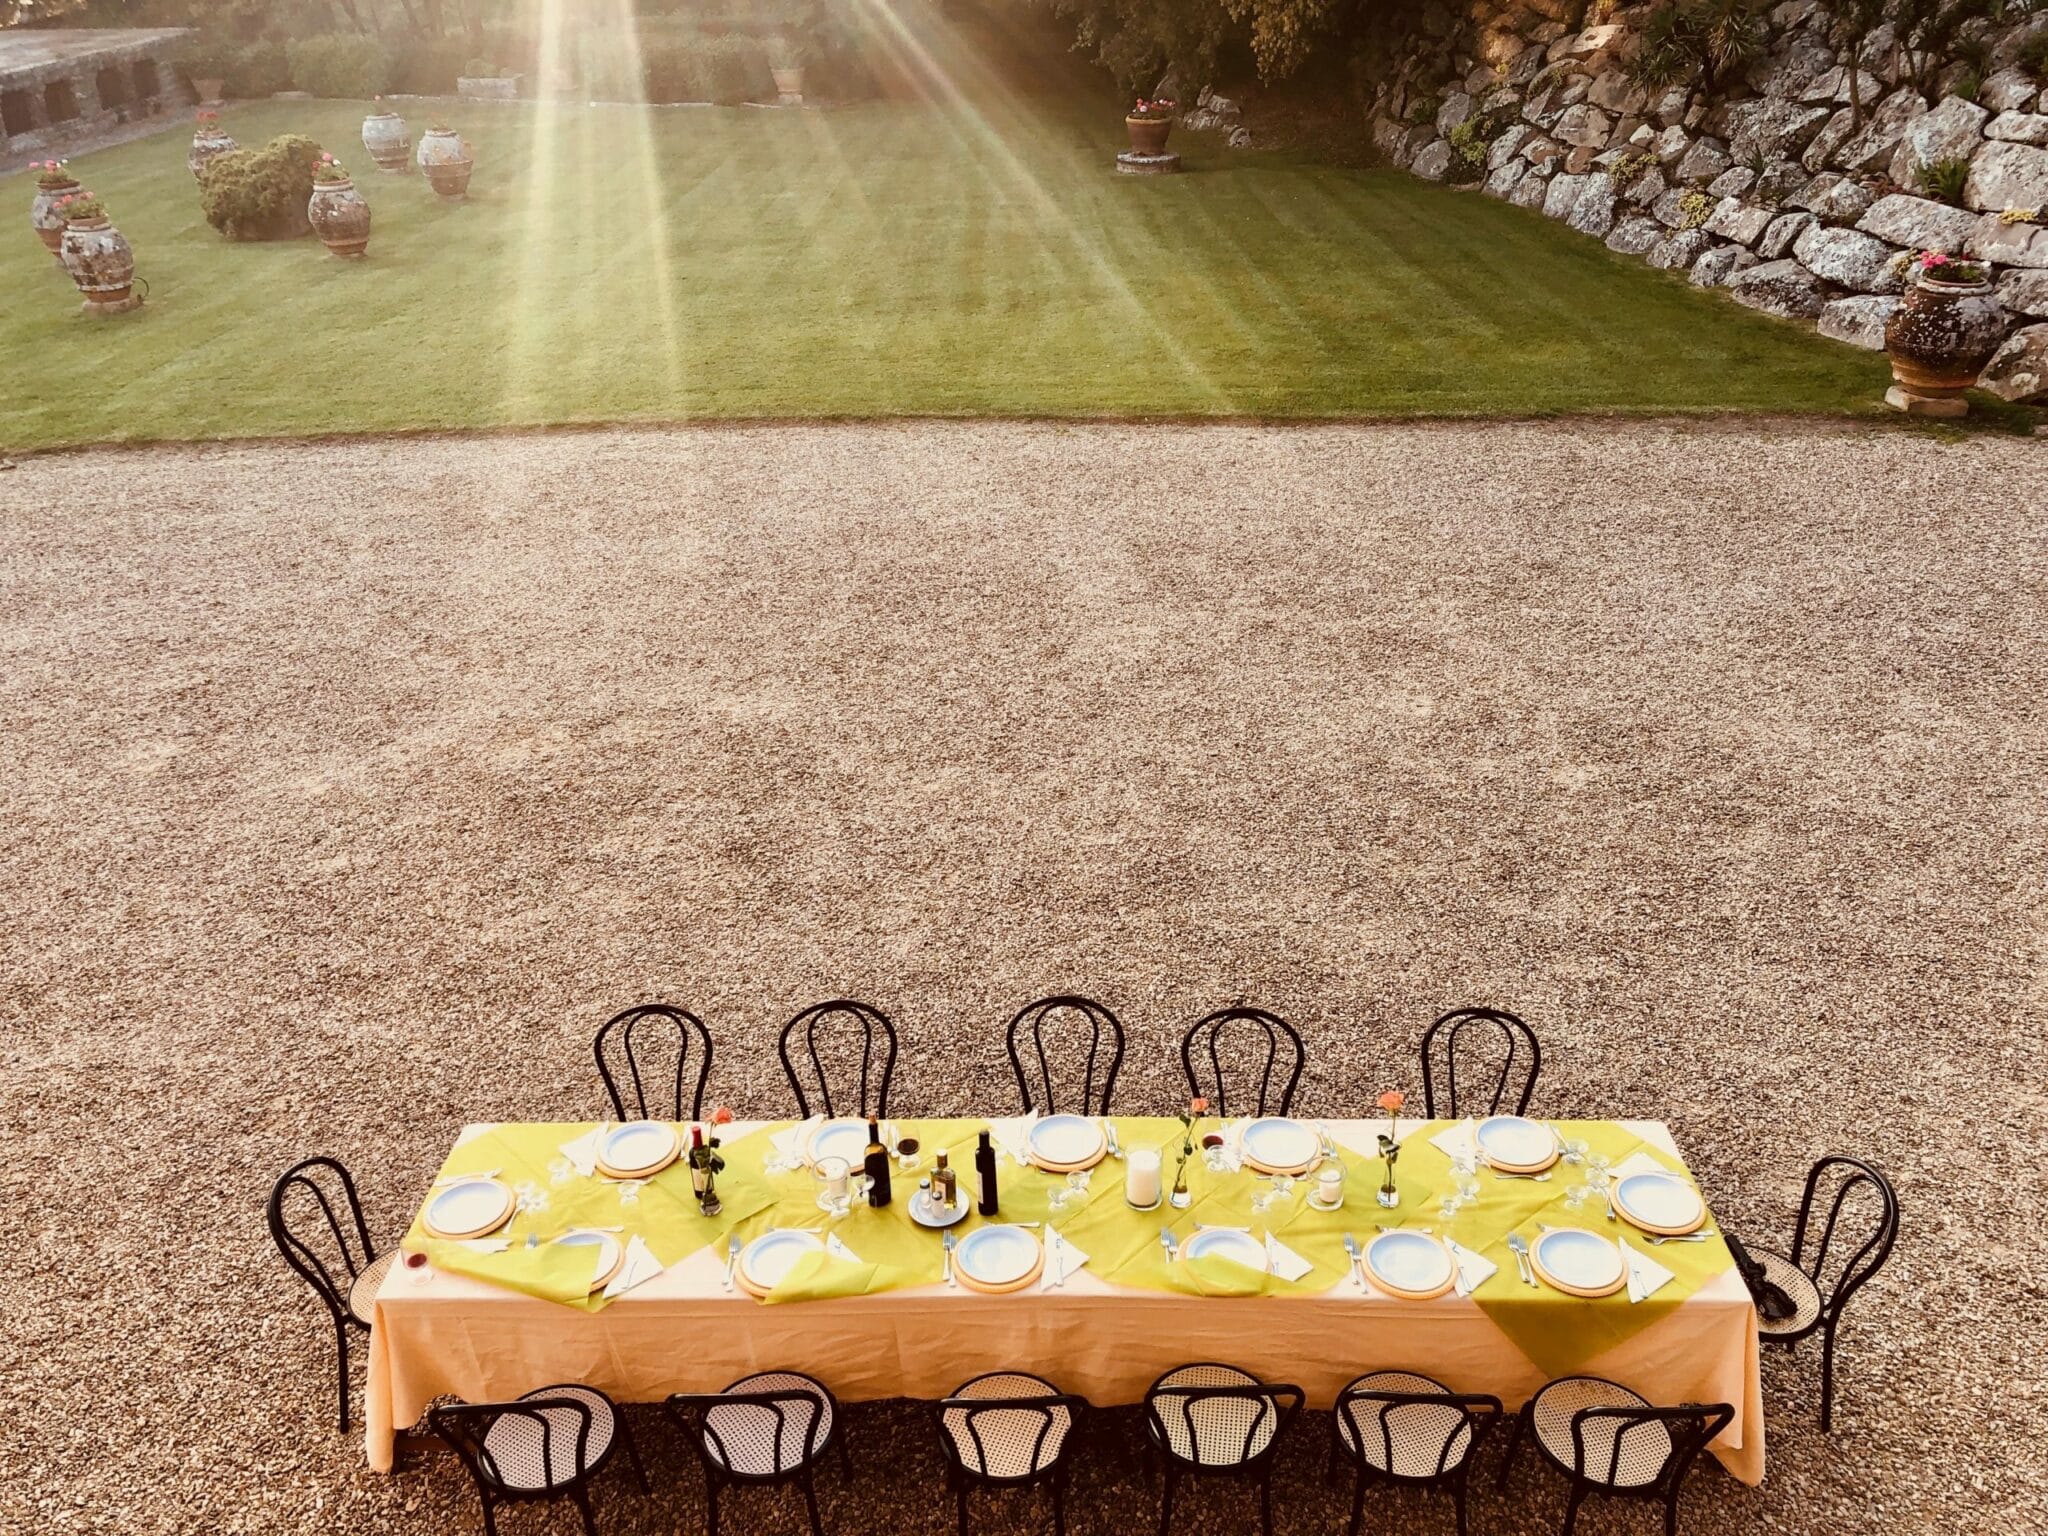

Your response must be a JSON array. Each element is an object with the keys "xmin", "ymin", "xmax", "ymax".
[
  {"xmin": 669, "ymin": 1388, "xmax": 830, "ymax": 1477},
  {"xmin": 266, "ymin": 1156, "xmax": 375, "ymax": 1322},
  {"xmin": 431, "ymin": 1395, "xmax": 595, "ymax": 1493},
  {"xmin": 778, "ymin": 999, "xmax": 897, "ymax": 1119},
  {"xmin": 1006, "ymin": 994, "xmax": 1125, "ymax": 1115},
  {"xmin": 1180, "ymin": 1007, "xmax": 1304, "ymax": 1118},
  {"xmin": 1419, "ymin": 1006, "xmax": 1540, "ymax": 1120},
  {"xmin": 1146, "ymin": 1372, "xmax": 1304, "ymax": 1468},
  {"xmin": 594, "ymin": 1003, "xmax": 714, "ymax": 1122},
  {"xmin": 933, "ymin": 1387, "xmax": 1086, "ymax": 1481},
  {"xmin": 1790, "ymin": 1154, "xmax": 1899, "ymax": 1323},
  {"xmin": 1567, "ymin": 1401, "xmax": 1733, "ymax": 1496},
  {"xmin": 1335, "ymin": 1382, "xmax": 1501, "ymax": 1481}
]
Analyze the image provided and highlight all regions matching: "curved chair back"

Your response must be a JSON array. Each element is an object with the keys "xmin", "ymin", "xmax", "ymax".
[
  {"xmin": 1180, "ymin": 1008, "xmax": 1304, "ymax": 1118},
  {"xmin": 933, "ymin": 1383, "xmax": 1086, "ymax": 1485},
  {"xmin": 1147, "ymin": 1370, "xmax": 1303, "ymax": 1469},
  {"xmin": 431, "ymin": 1395, "xmax": 595, "ymax": 1494},
  {"xmin": 669, "ymin": 1386, "xmax": 833, "ymax": 1481},
  {"xmin": 595, "ymin": 1003, "xmax": 714, "ymax": 1122},
  {"xmin": 267, "ymin": 1156, "xmax": 376, "ymax": 1325},
  {"xmin": 1567, "ymin": 1400, "xmax": 1733, "ymax": 1497},
  {"xmin": 778, "ymin": 999, "xmax": 897, "ymax": 1119},
  {"xmin": 1335, "ymin": 1381, "xmax": 1501, "ymax": 1481},
  {"xmin": 1006, "ymin": 994, "xmax": 1124, "ymax": 1115},
  {"xmin": 1420, "ymin": 1006, "xmax": 1540, "ymax": 1119},
  {"xmin": 1791, "ymin": 1154, "xmax": 1898, "ymax": 1324}
]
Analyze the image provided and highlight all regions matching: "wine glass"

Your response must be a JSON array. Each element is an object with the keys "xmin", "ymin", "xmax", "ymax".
[
  {"xmin": 547, "ymin": 1156, "xmax": 575, "ymax": 1187},
  {"xmin": 1251, "ymin": 1172, "xmax": 1296, "ymax": 1216},
  {"xmin": 1048, "ymin": 1169, "xmax": 1092, "ymax": 1219},
  {"xmin": 1562, "ymin": 1137, "xmax": 1591, "ymax": 1167}
]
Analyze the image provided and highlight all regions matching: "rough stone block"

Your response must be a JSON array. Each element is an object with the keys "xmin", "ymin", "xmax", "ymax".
[
  {"xmin": 1673, "ymin": 136, "xmax": 1732, "ymax": 183},
  {"xmin": 1969, "ymin": 213, "xmax": 2048, "ymax": 267},
  {"xmin": 1606, "ymin": 214, "xmax": 1664, "ymax": 255},
  {"xmin": 1985, "ymin": 112, "xmax": 2048, "ymax": 147},
  {"xmin": 1705, "ymin": 197, "xmax": 1775, "ymax": 246},
  {"xmin": 1691, "ymin": 244, "xmax": 1759, "ymax": 286},
  {"xmin": 1857, "ymin": 192, "xmax": 1980, "ymax": 253},
  {"xmin": 1818, "ymin": 294, "xmax": 1898, "ymax": 349},
  {"xmin": 1759, "ymin": 210, "xmax": 1817, "ymax": 259},
  {"xmin": 1976, "ymin": 323, "xmax": 2048, "ymax": 402},
  {"xmin": 1997, "ymin": 266, "xmax": 2048, "ymax": 318},
  {"xmin": 1728, "ymin": 257, "xmax": 1829, "ymax": 317},
  {"xmin": 1966, "ymin": 140, "xmax": 2048, "ymax": 211},
  {"xmin": 1647, "ymin": 228, "xmax": 1714, "ymax": 269},
  {"xmin": 1793, "ymin": 224, "xmax": 1903, "ymax": 292}
]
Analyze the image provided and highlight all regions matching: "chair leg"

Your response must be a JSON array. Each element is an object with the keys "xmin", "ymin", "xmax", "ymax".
[
  {"xmin": 1157, "ymin": 1468, "xmax": 1177, "ymax": 1536},
  {"xmin": 1453, "ymin": 1472, "xmax": 1471, "ymax": 1536},
  {"xmin": 802, "ymin": 1470, "xmax": 825, "ymax": 1536},
  {"xmin": 1495, "ymin": 1409, "xmax": 1525, "ymax": 1491},
  {"xmin": 1665, "ymin": 1487, "xmax": 1682, "ymax": 1536},
  {"xmin": 479, "ymin": 1492, "xmax": 500, "ymax": 1536},
  {"xmin": 1053, "ymin": 1467, "xmax": 1068, "ymax": 1536},
  {"xmin": 572, "ymin": 1484, "xmax": 599, "ymax": 1536},
  {"xmin": 955, "ymin": 1477, "xmax": 970, "ymax": 1536},
  {"xmin": 839, "ymin": 1426, "xmax": 855, "ymax": 1481},
  {"xmin": 1344, "ymin": 1467, "xmax": 1366, "ymax": 1536},
  {"xmin": 1562, "ymin": 1482, "xmax": 1585, "ymax": 1536},
  {"xmin": 706, "ymin": 1478, "xmax": 721, "ymax": 1536},
  {"xmin": 333, "ymin": 1319, "xmax": 352, "ymax": 1434},
  {"xmin": 1819, "ymin": 1321, "xmax": 1838, "ymax": 1433},
  {"xmin": 1259, "ymin": 1467, "xmax": 1274, "ymax": 1536},
  {"xmin": 615, "ymin": 1412, "xmax": 651, "ymax": 1495}
]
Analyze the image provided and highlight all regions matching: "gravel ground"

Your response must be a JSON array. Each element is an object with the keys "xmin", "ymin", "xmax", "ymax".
[{"xmin": 2, "ymin": 421, "xmax": 2042, "ymax": 1536}]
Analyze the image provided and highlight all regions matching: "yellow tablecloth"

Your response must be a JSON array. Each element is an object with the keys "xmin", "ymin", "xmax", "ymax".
[{"xmin": 367, "ymin": 1116, "xmax": 1763, "ymax": 1486}]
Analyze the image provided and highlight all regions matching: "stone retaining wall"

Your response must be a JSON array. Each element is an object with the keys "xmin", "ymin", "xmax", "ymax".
[
  {"xmin": 0, "ymin": 29, "xmax": 193, "ymax": 163},
  {"xmin": 1359, "ymin": 1, "xmax": 2048, "ymax": 402}
]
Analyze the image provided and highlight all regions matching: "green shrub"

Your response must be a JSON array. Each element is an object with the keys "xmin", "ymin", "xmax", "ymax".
[
  {"xmin": 391, "ymin": 37, "xmax": 470, "ymax": 96},
  {"xmin": 287, "ymin": 35, "xmax": 397, "ymax": 99},
  {"xmin": 1447, "ymin": 113, "xmax": 1499, "ymax": 182},
  {"xmin": 225, "ymin": 41, "xmax": 292, "ymax": 99},
  {"xmin": 1677, "ymin": 189, "xmax": 1714, "ymax": 228},
  {"xmin": 175, "ymin": 34, "xmax": 238, "ymax": 85},
  {"xmin": 199, "ymin": 133, "xmax": 324, "ymax": 241},
  {"xmin": 2021, "ymin": 30, "xmax": 2048, "ymax": 85},
  {"xmin": 1916, "ymin": 156, "xmax": 1971, "ymax": 205}
]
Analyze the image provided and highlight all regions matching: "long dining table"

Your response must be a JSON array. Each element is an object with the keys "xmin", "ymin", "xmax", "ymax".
[{"xmin": 365, "ymin": 1113, "xmax": 1764, "ymax": 1483}]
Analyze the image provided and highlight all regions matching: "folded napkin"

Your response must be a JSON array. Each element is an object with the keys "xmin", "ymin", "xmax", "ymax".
[
  {"xmin": 761, "ymin": 1249, "xmax": 878, "ymax": 1304},
  {"xmin": 560, "ymin": 1126, "xmax": 606, "ymax": 1178},
  {"xmin": 1619, "ymin": 1237, "xmax": 1674, "ymax": 1302},
  {"xmin": 988, "ymin": 1113, "xmax": 1040, "ymax": 1166},
  {"xmin": 455, "ymin": 1122, "xmax": 499, "ymax": 1148},
  {"xmin": 451, "ymin": 1237, "xmax": 512, "ymax": 1254},
  {"xmin": 1444, "ymin": 1238, "xmax": 1498, "ymax": 1294},
  {"xmin": 770, "ymin": 1115, "xmax": 825, "ymax": 1158},
  {"xmin": 1426, "ymin": 1119, "xmax": 1478, "ymax": 1160},
  {"xmin": 1041, "ymin": 1229, "xmax": 1092, "ymax": 1289},
  {"xmin": 1610, "ymin": 1149, "xmax": 1679, "ymax": 1181},
  {"xmin": 1178, "ymin": 1251, "xmax": 1267, "ymax": 1297},
  {"xmin": 1264, "ymin": 1233, "xmax": 1313, "ymax": 1283},
  {"xmin": 603, "ymin": 1235, "xmax": 663, "ymax": 1300},
  {"xmin": 825, "ymin": 1233, "xmax": 864, "ymax": 1266}
]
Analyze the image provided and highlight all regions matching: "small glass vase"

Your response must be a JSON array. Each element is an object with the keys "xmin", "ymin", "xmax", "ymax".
[
  {"xmin": 1169, "ymin": 1151, "xmax": 1192, "ymax": 1209},
  {"xmin": 692, "ymin": 1162, "xmax": 722, "ymax": 1217},
  {"xmin": 1376, "ymin": 1156, "xmax": 1399, "ymax": 1209}
]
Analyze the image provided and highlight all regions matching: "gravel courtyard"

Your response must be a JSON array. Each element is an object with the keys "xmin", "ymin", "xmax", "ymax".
[{"xmin": 3, "ymin": 421, "xmax": 2041, "ymax": 1536}]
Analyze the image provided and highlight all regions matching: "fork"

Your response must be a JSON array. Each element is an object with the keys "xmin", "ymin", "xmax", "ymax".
[
  {"xmin": 1506, "ymin": 1233, "xmax": 1538, "ymax": 1288},
  {"xmin": 721, "ymin": 1235, "xmax": 741, "ymax": 1290},
  {"xmin": 1159, "ymin": 1226, "xmax": 1180, "ymax": 1262},
  {"xmin": 1341, "ymin": 1232, "xmax": 1366, "ymax": 1291},
  {"xmin": 1104, "ymin": 1121, "xmax": 1124, "ymax": 1160},
  {"xmin": 1646, "ymin": 1229, "xmax": 1718, "ymax": 1246},
  {"xmin": 942, "ymin": 1230, "xmax": 957, "ymax": 1287}
]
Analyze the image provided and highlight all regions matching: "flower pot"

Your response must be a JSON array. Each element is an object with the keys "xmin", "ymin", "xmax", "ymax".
[
  {"xmin": 60, "ymin": 216, "xmax": 136, "ymax": 309},
  {"xmin": 308, "ymin": 176, "xmax": 371, "ymax": 258},
  {"xmin": 188, "ymin": 126, "xmax": 238, "ymax": 181},
  {"xmin": 1884, "ymin": 275, "xmax": 2008, "ymax": 415},
  {"xmin": 30, "ymin": 175, "xmax": 79, "ymax": 258},
  {"xmin": 772, "ymin": 65, "xmax": 805, "ymax": 101},
  {"xmin": 417, "ymin": 127, "xmax": 474, "ymax": 200},
  {"xmin": 1126, "ymin": 114, "xmax": 1172, "ymax": 155},
  {"xmin": 361, "ymin": 110, "xmax": 412, "ymax": 173},
  {"xmin": 193, "ymin": 76, "xmax": 224, "ymax": 104}
]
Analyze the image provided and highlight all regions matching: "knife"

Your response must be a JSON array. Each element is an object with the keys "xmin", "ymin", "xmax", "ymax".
[
  {"xmin": 1445, "ymin": 1238, "xmax": 1471, "ymax": 1298},
  {"xmin": 1341, "ymin": 1231, "xmax": 1366, "ymax": 1291},
  {"xmin": 1620, "ymin": 1235, "xmax": 1642, "ymax": 1304}
]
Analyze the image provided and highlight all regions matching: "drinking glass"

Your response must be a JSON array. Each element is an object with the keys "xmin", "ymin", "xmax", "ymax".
[
  {"xmin": 1563, "ymin": 1178, "xmax": 1596, "ymax": 1211},
  {"xmin": 1251, "ymin": 1172, "xmax": 1296, "ymax": 1216},
  {"xmin": 1562, "ymin": 1137, "xmax": 1590, "ymax": 1167},
  {"xmin": 1438, "ymin": 1186, "xmax": 1465, "ymax": 1220},
  {"xmin": 894, "ymin": 1136, "xmax": 922, "ymax": 1174},
  {"xmin": 615, "ymin": 1180, "xmax": 643, "ymax": 1209},
  {"xmin": 547, "ymin": 1156, "xmax": 575, "ymax": 1187},
  {"xmin": 813, "ymin": 1155, "xmax": 854, "ymax": 1218},
  {"xmin": 1201, "ymin": 1134, "xmax": 1231, "ymax": 1174},
  {"xmin": 1048, "ymin": 1169, "xmax": 1092, "ymax": 1218}
]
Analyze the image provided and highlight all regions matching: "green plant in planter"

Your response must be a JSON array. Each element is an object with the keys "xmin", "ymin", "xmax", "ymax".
[
  {"xmin": 1916, "ymin": 156, "xmax": 1971, "ymax": 206},
  {"xmin": 198, "ymin": 134, "xmax": 325, "ymax": 241},
  {"xmin": 54, "ymin": 189, "xmax": 106, "ymax": 222},
  {"xmin": 312, "ymin": 151, "xmax": 351, "ymax": 185},
  {"xmin": 34, "ymin": 157, "xmax": 72, "ymax": 189}
]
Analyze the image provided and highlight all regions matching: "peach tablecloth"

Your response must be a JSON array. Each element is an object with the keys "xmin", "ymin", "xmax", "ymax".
[{"xmin": 366, "ymin": 1118, "xmax": 1763, "ymax": 1482}]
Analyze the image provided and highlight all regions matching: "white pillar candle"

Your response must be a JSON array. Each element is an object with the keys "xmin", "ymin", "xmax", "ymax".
[
  {"xmin": 1318, "ymin": 1165, "xmax": 1344, "ymax": 1208},
  {"xmin": 818, "ymin": 1155, "xmax": 850, "ymax": 1202},
  {"xmin": 1126, "ymin": 1148, "xmax": 1163, "ymax": 1208}
]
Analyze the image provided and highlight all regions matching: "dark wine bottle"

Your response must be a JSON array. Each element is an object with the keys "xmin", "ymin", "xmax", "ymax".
[
  {"xmin": 974, "ymin": 1128, "xmax": 999, "ymax": 1216},
  {"xmin": 864, "ymin": 1116, "xmax": 893, "ymax": 1207}
]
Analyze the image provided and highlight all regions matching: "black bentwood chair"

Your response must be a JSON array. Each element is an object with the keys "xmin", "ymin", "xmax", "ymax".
[
  {"xmin": 1497, "ymin": 1376, "xmax": 1732, "ymax": 1536},
  {"xmin": 668, "ymin": 1372, "xmax": 850, "ymax": 1536},
  {"xmin": 1180, "ymin": 1007, "xmax": 1305, "ymax": 1118},
  {"xmin": 1329, "ymin": 1372, "xmax": 1502, "ymax": 1536},
  {"xmin": 595, "ymin": 1003, "xmax": 714, "ymax": 1122},
  {"xmin": 1420, "ymin": 1006, "xmax": 1541, "ymax": 1120},
  {"xmin": 1750, "ymin": 1154, "xmax": 1899, "ymax": 1430},
  {"xmin": 431, "ymin": 1386, "xmax": 649, "ymax": 1536},
  {"xmin": 779, "ymin": 999, "xmax": 897, "ymax": 1119},
  {"xmin": 932, "ymin": 1371, "xmax": 1087, "ymax": 1536},
  {"xmin": 1007, "ymin": 994, "xmax": 1125, "ymax": 1115},
  {"xmin": 266, "ymin": 1156, "xmax": 393, "ymax": 1432},
  {"xmin": 1144, "ymin": 1363, "xmax": 1304, "ymax": 1536}
]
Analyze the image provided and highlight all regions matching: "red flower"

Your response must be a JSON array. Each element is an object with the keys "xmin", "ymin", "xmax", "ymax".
[
  {"xmin": 711, "ymin": 1105, "xmax": 734, "ymax": 1126},
  {"xmin": 1377, "ymin": 1089, "xmax": 1406, "ymax": 1115},
  {"xmin": 1188, "ymin": 1095, "xmax": 1209, "ymax": 1114}
]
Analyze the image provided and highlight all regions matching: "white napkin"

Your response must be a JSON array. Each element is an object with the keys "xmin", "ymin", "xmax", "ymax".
[
  {"xmin": 435, "ymin": 1169, "xmax": 500, "ymax": 1188},
  {"xmin": 601, "ymin": 1235, "xmax": 663, "ymax": 1299},
  {"xmin": 770, "ymin": 1115, "xmax": 825, "ymax": 1158},
  {"xmin": 1610, "ymin": 1150, "xmax": 1679, "ymax": 1181},
  {"xmin": 1620, "ymin": 1237, "xmax": 1673, "ymax": 1302},
  {"xmin": 988, "ymin": 1113, "xmax": 1040, "ymax": 1166},
  {"xmin": 450, "ymin": 1237, "xmax": 511, "ymax": 1254},
  {"xmin": 1444, "ymin": 1238, "xmax": 1497, "ymax": 1293},
  {"xmin": 1041, "ymin": 1229, "xmax": 1091, "ymax": 1289},
  {"xmin": 455, "ymin": 1122, "xmax": 499, "ymax": 1148},
  {"xmin": 560, "ymin": 1126, "xmax": 606, "ymax": 1178},
  {"xmin": 1426, "ymin": 1119, "xmax": 1478, "ymax": 1160},
  {"xmin": 825, "ymin": 1233, "xmax": 864, "ymax": 1266},
  {"xmin": 1264, "ymin": 1233, "xmax": 1313, "ymax": 1283}
]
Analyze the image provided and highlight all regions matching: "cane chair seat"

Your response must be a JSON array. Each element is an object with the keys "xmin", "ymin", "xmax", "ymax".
[
  {"xmin": 1151, "ymin": 1364, "xmax": 1279, "ymax": 1465},
  {"xmin": 1336, "ymin": 1371, "xmax": 1476, "ymax": 1479},
  {"xmin": 1751, "ymin": 1247, "xmax": 1824, "ymax": 1337},
  {"xmin": 345, "ymin": 1250, "xmax": 396, "ymax": 1326},
  {"xmin": 940, "ymin": 1372, "xmax": 1074, "ymax": 1479},
  {"xmin": 479, "ymin": 1386, "xmax": 617, "ymax": 1492},
  {"xmin": 1530, "ymin": 1378, "xmax": 1670, "ymax": 1490},
  {"xmin": 701, "ymin": 1372, "xmax": 833, "ymax": 1476}
]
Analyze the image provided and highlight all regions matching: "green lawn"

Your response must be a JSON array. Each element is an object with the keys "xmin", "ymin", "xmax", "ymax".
[{"xmin": 5, "ymin": 74, "xmax": 1891, "ymax": 448}]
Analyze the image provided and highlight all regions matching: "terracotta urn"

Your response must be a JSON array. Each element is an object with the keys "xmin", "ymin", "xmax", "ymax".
[
  {"xmin": 189, "ymin": 124, "xmax": 239, "ymax": 181},
  {"xmin": 192, "ymin": 76, "xmax": 225, "ymax": 104},
  {"xmin": 1884, "ymin": 273, "xmax": 2009, "ymax": 415},
  {"xmin": 361, "ymin": 110, "xmax": 412, "ymax": 173},
  {"xmin": 60, "ymin": 215, "xmax": 137, "ymax": 309},
  {"xmin": 417, "ymin": 126, "xmax": 475, "ymax": 200},
  {"xmin": 308, "ymin": 176, "xmax": 371, "ymax": 258},
  {"xmin": 1126, "ymin": 114, "xmax": 1172, "ymax": 155},
  {"xmin": 772, "ymin": 65, "xmax": 805, "ymax": 100},
  {"xmin": 30, "ymin": 174, "xmax": 79, "ymax": 258}
]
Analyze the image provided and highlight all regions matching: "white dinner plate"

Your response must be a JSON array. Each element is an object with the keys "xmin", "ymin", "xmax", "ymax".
[
  {"xmin": 956, "ymin": 1224, "xmax": 1041, "ymax": 1286},
  {"xmin": 1534, "ymin": 1227, "xmax": 1624, "ymax": 1291},
  {"xmin": 424, "ymin": 1177, "xmax": 513, "ymax": 1237},
  {"xmin": 555, "ymin": 1229, "xmax": 623, "ymax": 1289},
  {"xmin": 910, "ymin": 1188, "xmax": 970, "ymax": 1228},
  {"xmin": 1028, "ymin": 1114, "xmax": 1105, "ymax": 1167},
  {"xmin": 1476, "ymin": 1116, "xmax": 1555, "ymax": 1169},
  {"xmin": 1365, "ymin": 1230, "xmax": 1453, "ymax": 1294},
  {"xmin": 806, "ymin": 1118, "xmax": 871, "ymax": 1169},
  {"xmin": 740, "ymin": 1229, "xmax": 825, "ymax": 1290},
  {"xmin": 1181, "ymin": 1226, "xmax": 1269, "ymax": 1274},
  {"xmin": 1615, "ymin": 1173, "xmax": 1704, "ymax": 1232},
  {"xmin": 1240, "ymin": 1117, "xmax": 1321, "ymax": 1172},
  {"xmin": 601, "ymin": 1121, "xmax": 679, "ymax": 1174}
]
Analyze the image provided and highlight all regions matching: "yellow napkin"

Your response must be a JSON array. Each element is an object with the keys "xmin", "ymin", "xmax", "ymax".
[
  {"xmin": 1173, "ymin": 1251, "xmax": 1269, "ymax": 1297},
  {"xmin": 760, "ymin": 1249, "xmax": 879, "ymax": 1304}
]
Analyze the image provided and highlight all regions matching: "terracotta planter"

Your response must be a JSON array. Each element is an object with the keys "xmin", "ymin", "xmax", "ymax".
[
  {"xmin": 308, "ymin": 176, "xmax": 371, "ymax": 258},
  {"xmin": 361, "ymin": 111, "xmax": 412, "ymax": 173},
  {"xmin": 60, "ymin": 216, "xmax": 136, "ymax": 308},
  {"xmin": 1884, "ymin": 275, "xmax": 2008, "ymax": 411},
  {"xmin": 1126, "ymin": 114, "xmax": 1172, "ymax": 155},
  {"xmin": 30, "ymin": 176, "xmax": 79, "ymax": 258},
  {"xmin": 772, "ymin": 65, "xmax": 805, "ymax": 99},
  {"xmin": 417, "ymin": 127, "xmax": 475, "ymax": 200},
  {"xmin": 193, "ymin": 76, "xmax": 224, "ymax": 104},
  {"xmin": 189, "ymin": 126, "xmax": 239, "ymax": 181}
]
